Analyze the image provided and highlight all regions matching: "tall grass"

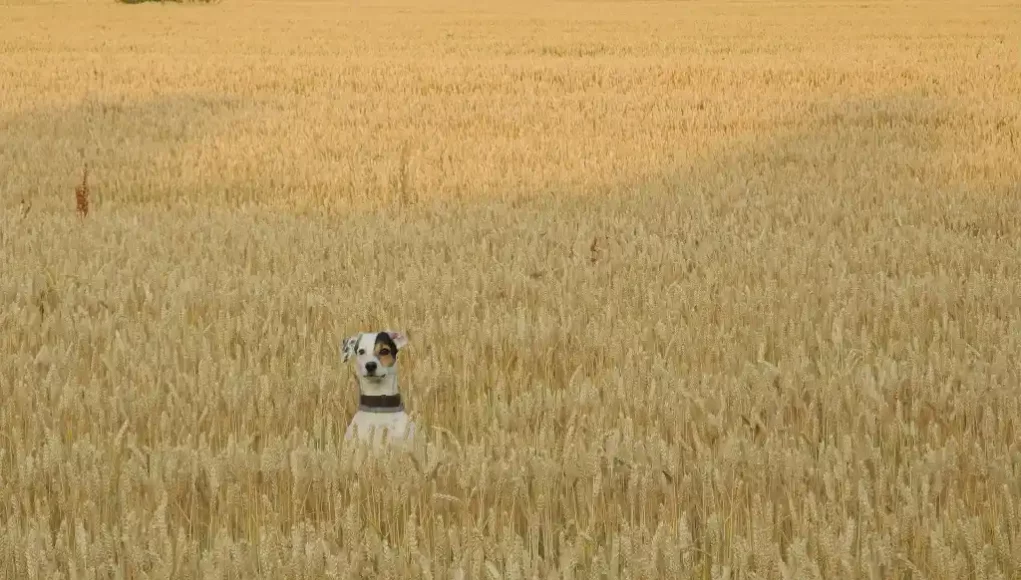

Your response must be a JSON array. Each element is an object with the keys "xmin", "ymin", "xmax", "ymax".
[{"xmin": 1, "ymin": 0, "xmax": 1019, "ymax": 577}]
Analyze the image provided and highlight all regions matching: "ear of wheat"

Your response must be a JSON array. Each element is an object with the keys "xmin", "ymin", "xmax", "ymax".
[{"xmin": 75, "ymin": 163, "xmax": 90, "ymax": 217}]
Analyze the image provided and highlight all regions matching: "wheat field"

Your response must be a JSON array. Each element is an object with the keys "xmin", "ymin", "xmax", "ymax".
[{"xmin": 2, "ymin": 0, "xmax": 1020, "ymax": 577}]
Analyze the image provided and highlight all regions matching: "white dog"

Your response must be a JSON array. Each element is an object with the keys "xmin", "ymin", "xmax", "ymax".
[{"xmin": 341, "ymin": 330, "xmax": 416, "ymax": 448}]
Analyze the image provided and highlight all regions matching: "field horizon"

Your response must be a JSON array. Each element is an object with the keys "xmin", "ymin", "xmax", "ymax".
[{"xmin": 2, "ymin": 0, "xmax": 1020, "ymax": 578}]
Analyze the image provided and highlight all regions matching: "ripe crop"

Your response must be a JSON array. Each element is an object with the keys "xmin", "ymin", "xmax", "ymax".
[{"xmin": 1, "ymin": 0, "xmax": 1019, "ymax": 577}]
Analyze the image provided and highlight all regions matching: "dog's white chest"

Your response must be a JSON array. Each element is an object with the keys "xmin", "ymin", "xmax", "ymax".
[{"xmin": 344, "ymin": 410, "xmax": 415, "ymax": 447}]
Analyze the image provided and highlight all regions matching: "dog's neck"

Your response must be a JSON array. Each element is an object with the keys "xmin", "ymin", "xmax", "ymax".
[{"xmin": 355, "ymin": 375, "xmax": 403, "ymax": 413}]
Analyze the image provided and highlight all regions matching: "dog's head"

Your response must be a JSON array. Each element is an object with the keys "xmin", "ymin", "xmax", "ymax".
[{"xmin": 341, "ymin": 330, "xmax": 409, "ymax": 395}]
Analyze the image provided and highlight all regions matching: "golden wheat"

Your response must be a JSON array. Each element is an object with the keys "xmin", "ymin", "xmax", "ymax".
[{"xmin": 2, "ymin": 0, "xmax": 1020, "ymax": 578}]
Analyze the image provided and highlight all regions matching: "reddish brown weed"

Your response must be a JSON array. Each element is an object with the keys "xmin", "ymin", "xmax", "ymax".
[{"xmin": 75, "ymin": 164, "xmax": 90, "ymax": 218}]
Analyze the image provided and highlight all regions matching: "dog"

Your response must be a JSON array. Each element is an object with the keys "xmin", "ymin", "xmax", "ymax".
[{"xmin": 341, "ymin": 330, "xmax": 416, "ymax": 448}]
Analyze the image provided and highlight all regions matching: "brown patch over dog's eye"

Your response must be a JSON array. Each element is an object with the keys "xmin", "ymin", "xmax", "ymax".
[{"xmin": 373, "ymin": 341, "xmax": 396, "ymax": 368}]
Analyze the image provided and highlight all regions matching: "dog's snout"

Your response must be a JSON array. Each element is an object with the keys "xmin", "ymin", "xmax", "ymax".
[{"xmin": 365, "ymin": 361, "xmax": 378, "ymax": 374}]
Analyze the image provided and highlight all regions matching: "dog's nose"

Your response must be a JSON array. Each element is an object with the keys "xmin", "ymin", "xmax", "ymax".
[{"xmin": 365, "ymin": 361, "xmax": 377, "ymax": 374}]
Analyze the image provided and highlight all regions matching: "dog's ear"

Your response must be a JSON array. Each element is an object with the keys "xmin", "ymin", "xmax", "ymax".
[
  {"xmin": 385, "ymin": 331, "xmax": 409, "ymax": 350},
  {"xmin": 341, "ymin": 334, "xmax": 360, "ymax": 362}
]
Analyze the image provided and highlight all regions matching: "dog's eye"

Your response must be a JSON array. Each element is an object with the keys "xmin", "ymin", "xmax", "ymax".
[
  {"xmin": 379, "ymin": 349, "xmax": 390, "ymax": 356},
  {"xmin": 357, "ymin": 349, "xmax": 365, "ymax": 355}
]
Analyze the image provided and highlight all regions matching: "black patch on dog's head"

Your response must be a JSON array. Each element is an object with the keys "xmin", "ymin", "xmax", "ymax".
[{"xmin": 374, "ymin": 332, "xmax": 399, "ymax": 367}]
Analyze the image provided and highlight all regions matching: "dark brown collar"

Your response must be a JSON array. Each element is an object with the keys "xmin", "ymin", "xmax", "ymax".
[{"xmin": 359, "ymin": 394, "xmax": 403, "ymax": 413}]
